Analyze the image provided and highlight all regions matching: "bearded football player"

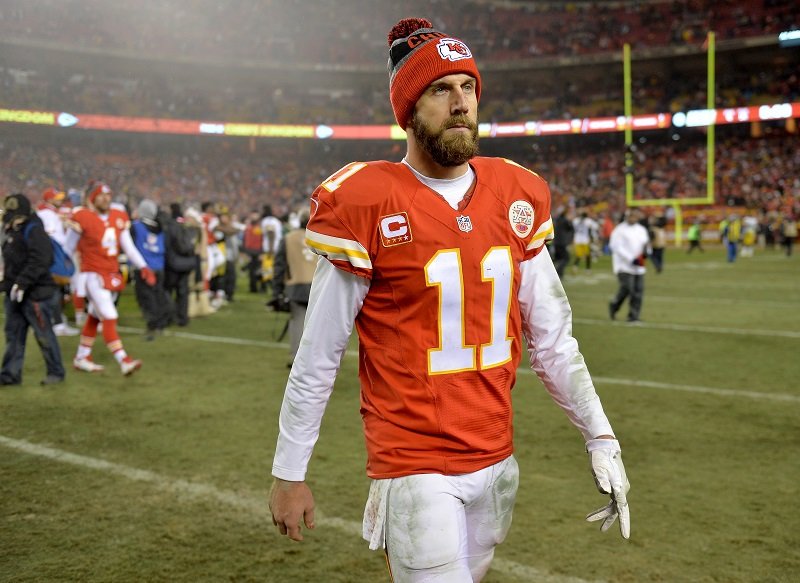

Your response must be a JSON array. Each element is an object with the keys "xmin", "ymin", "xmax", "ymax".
[
  {"xmin": 65, "ymin": 182, "xmax": 156, "ymax": 376},
  {"xmin": 269, "ymin": 17, "xmax": 631, "ymax": 582}
]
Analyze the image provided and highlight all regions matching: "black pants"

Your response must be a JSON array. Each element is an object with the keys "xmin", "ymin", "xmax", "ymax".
[
  {"xmin": 610, "ymin": 272, "xmax": 644, "ymax": 321},
  {"xmin": 134, "ymin": 269, "xmax": 173, "ymax": 332},
  {"xmin": 551, "ymin": 245, "xmax": 570, "ymax": 279},
  {"xmin": 222, "ymin": 260, "xmax": 237, "ymax": 301},
  {"xmin": 48, "ymin": 286, "xmax": 67, "ymax": 326},
  {"xmin": 243, "ymin": 250, "xmax": 262, "ymax": 292},
  {"xmin": 650, "ymin": 248, "xmax": 664, "ymax": 273},
  {"xmin": 687, "ymin": 240, "xmax": 703, "ymax": 253},
  {"xmin": 165, "ymin": 268, "xmax": 191, "ymax": 326},
  {"xmin": 2, "ymin": 294, "xmax": 65, "ymax": 383}
]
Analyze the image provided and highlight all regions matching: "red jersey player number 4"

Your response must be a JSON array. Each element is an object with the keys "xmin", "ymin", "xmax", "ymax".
[{"xmin": 65, "ymin": 182, "xmax": 154, "ymax": 376}]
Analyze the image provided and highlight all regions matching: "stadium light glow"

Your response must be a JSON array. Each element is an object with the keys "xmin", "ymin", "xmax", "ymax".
[
  {"xmin": 778, "ymin": 29, "xmax": 800, "ymax": 47},
  {"xmin": 1, "ymin": 103, "xmax": 799, "ymax": 139}
]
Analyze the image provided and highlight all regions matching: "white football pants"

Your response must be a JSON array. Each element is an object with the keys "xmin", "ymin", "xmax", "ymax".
[
  {"xmin": 84, "ymin": 272, "xmax": 119, "ymax": 321},
  {"xmin": 365, "ymin": 455, "xmax": 519, "ymax": 582}
]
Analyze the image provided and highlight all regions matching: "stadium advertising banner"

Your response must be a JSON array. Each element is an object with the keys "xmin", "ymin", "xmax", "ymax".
[{"xmin": 2, "ymin": 103, "xmax": 799, "ymax": 140}]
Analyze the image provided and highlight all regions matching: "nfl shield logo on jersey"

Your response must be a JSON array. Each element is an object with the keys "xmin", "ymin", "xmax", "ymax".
[{"xmin": 456, "ymin": 215, "xmax": 473, "ymax": 232}]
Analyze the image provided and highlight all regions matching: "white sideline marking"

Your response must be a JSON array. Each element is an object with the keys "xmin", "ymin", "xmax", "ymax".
[
  {"xmin": 119, "ymin": 326, "xmax": 280, "ymax": 348},
  {"xmin": 592, "ymin": 378, "xmax": 800, "ymax": 403},
  {"xmin": 117, "ymin": 327, "xmax": 800, "ymax": 403},
  {"xmin": 0, "ymin": 435, "xmax": 601, "ymax": 583},
  {"xmin": 670, "ymin": 280, "xmax": 799, "ymax": 291},
  {"xmin": 572, "ymin": 318, "xmax": 800, "ymax": 339},
  {"xmin": 567, "ymin": 292, "xmax": 799, "ymax": 310},
  {"xmin": 554, "ymin": 373, "xmax": 799, "ymax": 404}
]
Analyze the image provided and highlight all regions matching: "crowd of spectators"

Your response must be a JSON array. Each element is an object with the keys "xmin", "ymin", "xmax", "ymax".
[
  {"xmin": 2, "ymin": 1, "xmax": 798, "ymax": 125},
  {"xmin": 1, "ymin": 0, "xmax": 796, "ymax": 66},
  {"xmin": 518, "ymin": 132, "xmax": 799, "ymax": 217},
  {"xmin": 2, "ymin": 53, "xmax": 798, "ymax": 125},
  {"xmin": 0, "ymin": 140, "xmax": 325, "ymax": 220},
  {"xmin": 2, "ymin": 130, "xmax": 796, "ymax": 224},
  {"xmin": 1, "ymin": 2, "xmax": 797, "ymax": 231}
]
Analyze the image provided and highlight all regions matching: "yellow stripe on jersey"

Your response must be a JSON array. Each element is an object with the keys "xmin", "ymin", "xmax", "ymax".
[
  {"xmin": 306, "ymin": 229, "xmax": 372, "ymax": 270},
  {"xmin": 320, "ymin": 162, "xmax": 368, "ymax": 193},
  {"xmin": 502, "ymin": 158, "xmax": 542, "ymax": 179},
  {"xmin": 526, "ymin": 217, "xmax": 554, "ymax": 250}
]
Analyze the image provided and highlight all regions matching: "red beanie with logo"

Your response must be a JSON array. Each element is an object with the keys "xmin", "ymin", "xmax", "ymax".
[
  {"xmin": 387, "ymin": 18, "xmax": 481, "ymax": 129},
  {"xmin": 87, "ymin": 182, "xmax": 111, "ymax": 204}
]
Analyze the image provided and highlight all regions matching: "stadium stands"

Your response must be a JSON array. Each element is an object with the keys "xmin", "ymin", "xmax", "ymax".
[
  {"xmin": 0, "ymin": 1, "xmax": 797, "ymax": 223},
  {"xmin": 0, "ymin": 0, "xmax": 796, "ymax": 64},
  {"xmin": 1, "ymin": 130, "xmax": 796, "ymax": 222},
  {"xmin": 1, "ymin": 50, "xmax": 797, "ymax": 123},
  {"xmin": 1, "ymin": 1, "xmax": 797, "ymax": 123}
]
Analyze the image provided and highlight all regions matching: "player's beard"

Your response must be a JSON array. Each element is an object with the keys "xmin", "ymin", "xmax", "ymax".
[
  {"xmin": 410, "ymin": 113, "xmax": 479, "ymax": 167},
  {"xmin": 92, "ymin": 198, "xmax": 110, "ymax": 213}
]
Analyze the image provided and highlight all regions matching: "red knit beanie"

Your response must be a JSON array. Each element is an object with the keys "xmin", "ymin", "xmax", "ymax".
[
  {"xmin": 87, "ymin": 182, "xmax": 111, "ymax": 204},
  {"xmin": 388, "ymin": 18, "xmax": 481, "ymax": 129}
]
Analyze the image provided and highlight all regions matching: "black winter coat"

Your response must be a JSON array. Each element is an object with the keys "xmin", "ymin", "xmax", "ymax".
[
  {"xmin": 552, "ymin": 213, "xmax": 575, "ymax": 248},
  {"xmin": 1, "ymin": 215, "xmax": 58, "ymax": 301}
]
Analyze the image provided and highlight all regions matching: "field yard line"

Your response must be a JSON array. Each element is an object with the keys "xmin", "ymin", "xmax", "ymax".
[
  {"xmin": 592, "ymin": 377, "xmax": 800, "ymax": 403},
  {"xmin": 117, "ymin": 326, "xmax": 800, "ymax": 402},
  {"xmin": 566, "ymin": 273, "xmax": 799, "ymax": 292},
  {"xmin": 566, "ymin": 292, "xmax": 799, "ymax": 309},
  {"xmin": 524, "ymin": 372, "xmax": 800, "ymax": 403},
  {"xmin": 572, "ymin": 318, "xmax": 800, "ymax": 339},
  {"xmin": 0, "ymin": 435, "xmax": 602, "ymax": 583}
]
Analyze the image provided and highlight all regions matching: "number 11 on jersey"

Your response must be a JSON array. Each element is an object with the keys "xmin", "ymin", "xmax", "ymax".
[{"xmin": 425, "ymin": 247, "xmax": 514, "ymax": 375}]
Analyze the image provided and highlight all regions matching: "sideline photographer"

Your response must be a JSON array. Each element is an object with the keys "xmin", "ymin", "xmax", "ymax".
[{"xmin": 269, "ymin": 209, "xmax": 316, "ymax": 368}]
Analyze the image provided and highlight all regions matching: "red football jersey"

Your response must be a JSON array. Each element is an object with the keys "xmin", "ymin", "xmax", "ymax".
[
  {"xmin": 306, "ymin": 157, "xmax": 553, "ymax": 479},
  {"xmin": 68, "ymin": 205, "xmax": 131, "ymax": 274}
]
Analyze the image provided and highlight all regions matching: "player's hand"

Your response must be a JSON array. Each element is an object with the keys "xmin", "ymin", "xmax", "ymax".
[
  {"xmin": 585, "ymin": 438, "xmax": 630, "ymax": 539},
  {"xmin": 269, "ymin": 478, "xmax": 315, "ymax": 541},
  {"xmin": 10, "ymin": 284, "xmax": 25, "ymax": 303},
  {"xmin": 140, "ymin": 267, "xmax": 157, "ymax": 286}
]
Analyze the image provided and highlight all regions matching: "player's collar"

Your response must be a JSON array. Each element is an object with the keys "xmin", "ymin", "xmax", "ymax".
[{"xmin": 402, "ymin": 158, "xmax": 475, "ymax": 210}]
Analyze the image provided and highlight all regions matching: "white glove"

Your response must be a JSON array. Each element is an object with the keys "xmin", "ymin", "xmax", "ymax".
[
  {"xmin": 10, "ymin": 284, "xmax": 25, "ymax": 303},
  {"xmin": 585, "ymin": 438, "xmax": 630, "ymax": 539}
]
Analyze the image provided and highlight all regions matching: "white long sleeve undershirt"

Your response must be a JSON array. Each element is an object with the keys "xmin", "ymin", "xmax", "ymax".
[
  {"xmin": 519, "ymin": 249, "xmax": 614, "ymax": 440},
  {"xmin": 272, "ymin": 259, "xmax": 369, "ymax": 481},
  {"xmin": 271, "ymin": 250, "xmax": 613, "ymax": 481},
  {"xmin": 119, "ymin": 227, "xmax": 148, "ymax": 270}
]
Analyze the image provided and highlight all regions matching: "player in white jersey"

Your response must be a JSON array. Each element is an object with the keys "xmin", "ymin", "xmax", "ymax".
[
  {"xmin": 36, "ymin": 188, "xmax": 79, "ymax": 336},
  {"xmin": 572, "ymin": 211, "xmax": 599, "ymax": 270}
]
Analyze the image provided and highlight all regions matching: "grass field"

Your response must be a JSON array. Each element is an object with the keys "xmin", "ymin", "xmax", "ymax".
[{"xmin": 1, "ymin": 246, "xmax": 798, "ymax": 582}]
